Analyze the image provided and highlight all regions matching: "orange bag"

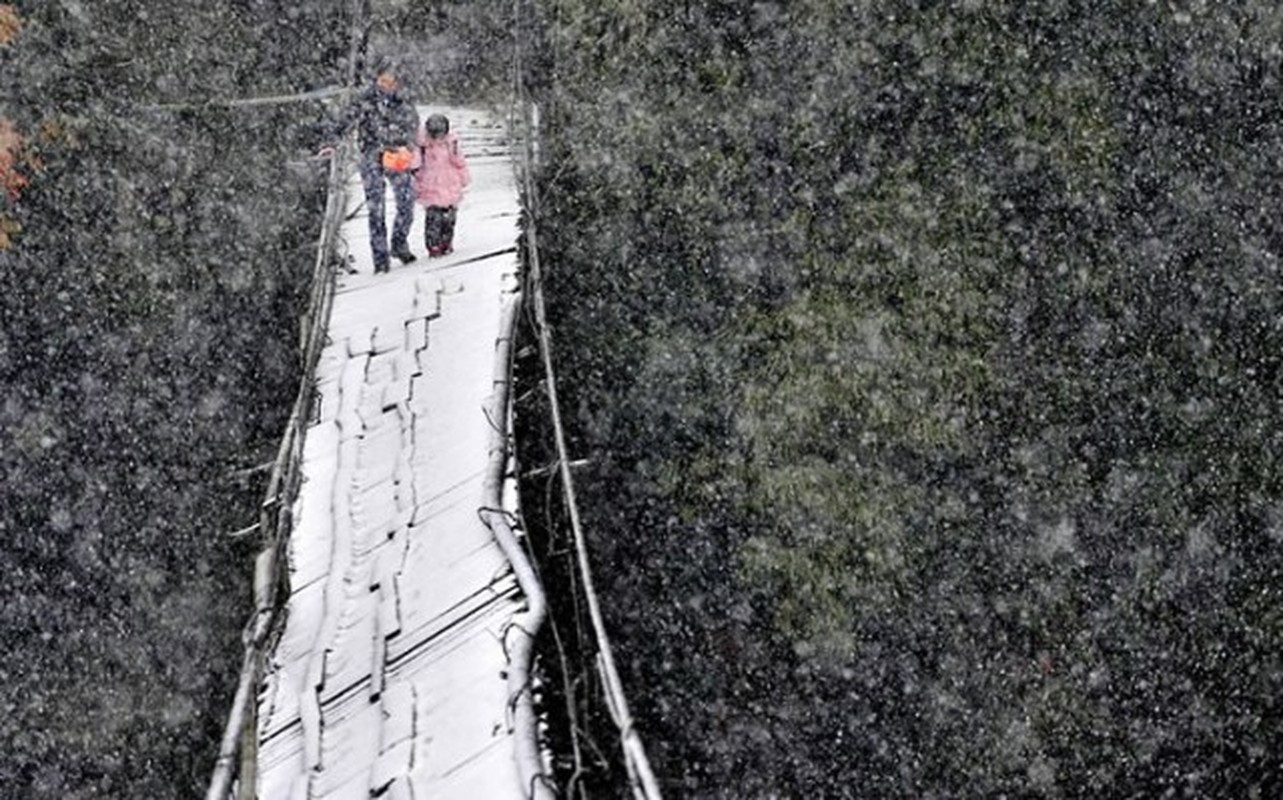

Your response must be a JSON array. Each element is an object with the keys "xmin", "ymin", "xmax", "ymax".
[{"xmin": 381, "ymin": 147, "xmax": 413, "ymax": 172}]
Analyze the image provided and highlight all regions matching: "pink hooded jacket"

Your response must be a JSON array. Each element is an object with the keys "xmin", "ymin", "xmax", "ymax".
[{"xmin": 413, "ymin": 128, "xmax": 470, "ymax": 208}]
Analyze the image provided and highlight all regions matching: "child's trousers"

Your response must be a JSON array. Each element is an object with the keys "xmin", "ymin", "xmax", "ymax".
[{"xmin": 424, "ymin": 206, "xmax": 457, "ymax": 255}]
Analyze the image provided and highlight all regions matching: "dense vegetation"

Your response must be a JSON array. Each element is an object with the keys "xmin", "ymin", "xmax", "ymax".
[
  {"xmin": 522, "ymin": 2, "xmax": 1283, "ymax": 796},
  {"xmin": 0, "ymin": 3, "xmax": 347, "ymax": 795}
]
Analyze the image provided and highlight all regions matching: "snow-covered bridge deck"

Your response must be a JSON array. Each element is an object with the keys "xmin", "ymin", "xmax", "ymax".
[{"xmin": 253, "ymin": 107, "xmax": 531, "ymax": 799}]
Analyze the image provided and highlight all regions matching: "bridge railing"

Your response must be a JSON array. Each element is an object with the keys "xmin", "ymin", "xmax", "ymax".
[
  {"xmin": 509, "ymin": 15, "xmax": 663, "ymax": 791},
  {"xmin": 205, "ymin": 67, "xmax": 357, "ymax": 800}
]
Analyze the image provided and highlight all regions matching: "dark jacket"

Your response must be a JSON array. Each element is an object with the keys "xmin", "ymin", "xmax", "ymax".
[{"xmin": 331, "ymin": 83, "xmax": 419, "ymax": 160}]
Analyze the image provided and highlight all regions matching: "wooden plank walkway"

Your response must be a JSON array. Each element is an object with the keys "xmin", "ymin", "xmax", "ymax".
[{"xmin": 254, "ymin": 107, "xmax": 530, "ymax": 800}]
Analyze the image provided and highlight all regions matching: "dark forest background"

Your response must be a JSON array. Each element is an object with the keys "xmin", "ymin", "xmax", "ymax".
[
  {"xmin": 0, "ymin": 2, "xmax": 348, "ymax": 795},
  {"xmin": 3, "ymin": 0, "xmax": 1282, "ymax": 797},
  {"xmin": 521, "ymin": 1, "xmax": 1283, "ymax": 797}
]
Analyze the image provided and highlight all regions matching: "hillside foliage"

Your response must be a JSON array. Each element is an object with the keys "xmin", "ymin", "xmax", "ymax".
[
  {"xmin": 522, "ymin": 2, "xmax": 1283, "ymax": 795},
  {"xmin": 0, "ymin": 2, "xmax": 347, "ymax": 794}
]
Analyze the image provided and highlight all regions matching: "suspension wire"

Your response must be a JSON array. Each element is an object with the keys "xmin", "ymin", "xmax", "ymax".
[
  {"xmin": 506, "ymin": 8, "xmax": 590, "ymax": 796},
  {"xmin": 141, "ymin": 85, "xmax": 348, "ymax": 113},
  {"xmin": 510, "ymin": 1, "xmax": 663, "ymax": 796}
]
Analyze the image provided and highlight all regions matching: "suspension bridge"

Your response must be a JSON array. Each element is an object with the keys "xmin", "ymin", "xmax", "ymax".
[{"xmin": 205, "ymin": 93, "xmax": 658, "ymax": 799}]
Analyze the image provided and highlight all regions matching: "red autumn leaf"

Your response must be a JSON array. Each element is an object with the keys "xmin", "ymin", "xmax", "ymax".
[
  {"xmin": 0, "ymin": 5, "xmax": 20, "ymax": 47},
  {"xmin": 1, "ymin": 117, "xmax": 28, "ymax": 202}
]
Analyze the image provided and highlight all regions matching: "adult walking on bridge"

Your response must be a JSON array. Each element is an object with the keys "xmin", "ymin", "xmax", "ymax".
[{"xmin": 321, "ymin": 58, "xmax": 420, "ymax": 274}]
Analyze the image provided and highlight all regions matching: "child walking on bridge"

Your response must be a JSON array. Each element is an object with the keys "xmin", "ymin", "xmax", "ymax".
[{"xmin": 414, "ymin": 113, "xmax": 471, "ymax": 257}]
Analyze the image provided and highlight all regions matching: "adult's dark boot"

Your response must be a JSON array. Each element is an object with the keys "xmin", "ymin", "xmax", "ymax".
[{"xmin": 393, "ymin": 246, "xmax": 417, "ymax": 264}]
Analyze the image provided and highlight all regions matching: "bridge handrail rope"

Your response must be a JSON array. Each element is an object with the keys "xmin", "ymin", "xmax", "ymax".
[
  {"xmin": 206, "ymin": 5, "xmax": 365, "ymax": 798},
  {"xmin": 206, "ymin": 135, "xmax": 351, "ymax": 800},
  {"xmin": 479, "ymin": 297, "xmax": 556, "ymax": 800},
  {"xmin": 510, "ymin": 2, "xmax": 663, "ymax": 795}
]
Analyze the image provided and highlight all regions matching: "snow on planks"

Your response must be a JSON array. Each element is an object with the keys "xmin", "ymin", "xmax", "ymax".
[{"xmin": 255, "ymin": 108, "xmax": 527, "ymax": 800}]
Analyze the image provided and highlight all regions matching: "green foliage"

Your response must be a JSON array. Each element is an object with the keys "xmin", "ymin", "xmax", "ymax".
[
  {"xmin": 373, "ymin": 0, "xmax": 523, "ymax": 103},
  {"xmin": 0, "ymin": 2, "xmax": 346, "ymax": 795},
  {"xmin": 524, "ymin": 0, "xmax": 1283, "ymax": 795}
]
